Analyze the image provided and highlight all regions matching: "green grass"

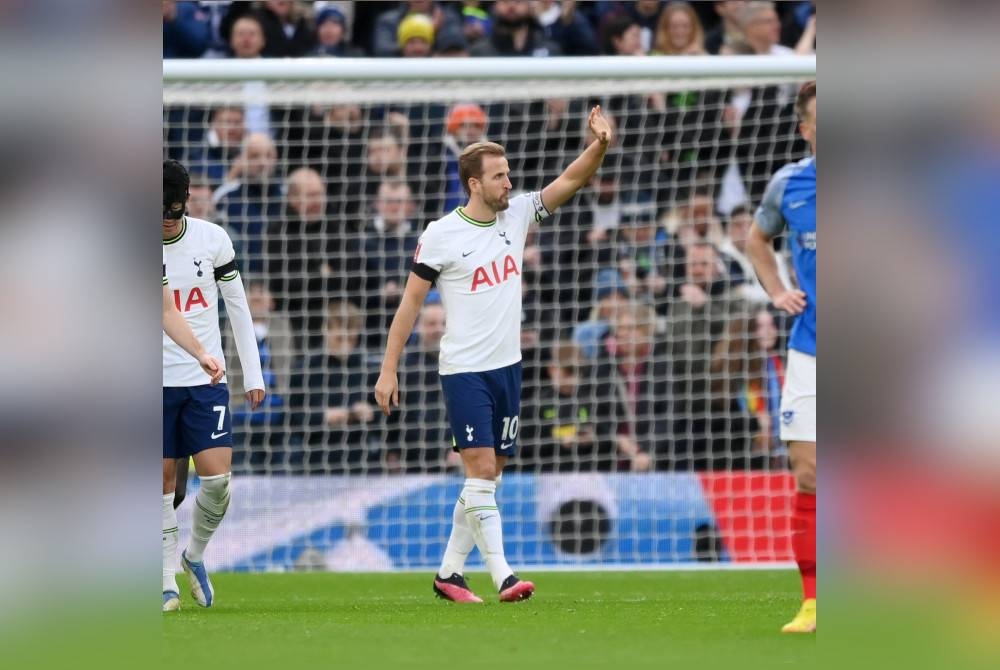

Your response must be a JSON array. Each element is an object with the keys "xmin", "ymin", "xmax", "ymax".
[{"xmin": 163, "ymin": 570, "xmax": 813, "ymax": 669}]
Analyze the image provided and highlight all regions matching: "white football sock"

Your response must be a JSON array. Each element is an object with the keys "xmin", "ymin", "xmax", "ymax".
[
  {"xmin": 438, "ymin": 494, "xmax": 475, "ymax": 579},
  {"xmin": 462, "ymin": 478, "xmax": 513, "ymax": 591},
  {"xmin": 185, "ymin": 473, "xmax": 231, "ymax": 563},
  {"xmin": 162, "ymin": 492, "xmax": 179, "ymax": 593}
]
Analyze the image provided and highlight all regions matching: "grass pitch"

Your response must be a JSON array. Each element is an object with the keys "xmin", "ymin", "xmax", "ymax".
[{"xmin": 163, "ymin": 570, "xmax": 812, "ymax": 669}]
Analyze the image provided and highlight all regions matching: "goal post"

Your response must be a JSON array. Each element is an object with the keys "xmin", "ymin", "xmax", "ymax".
[{"xmin": 163, "ymin": 55, "xmax": 815, "ymax": 572}]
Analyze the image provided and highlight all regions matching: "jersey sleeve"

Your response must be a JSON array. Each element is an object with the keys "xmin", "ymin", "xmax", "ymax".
[
  {"xmin": 755, "ymin": 164, "xmax": 793, "ymax": 237},
  {"xmin": 527, "ymin": 191, "xmax": 551, "ymax": 224},
  {"xmin": 412, "ymin": 223, "xmax": 450, "ymax": 276},
  {"xmin": 212, "ymin": 226, "xmax": 240, "ymax": 282}
]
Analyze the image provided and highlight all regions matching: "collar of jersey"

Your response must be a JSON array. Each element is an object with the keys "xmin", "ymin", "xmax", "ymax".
[
  {"xmin": 456, "ymin": 207, "xmax": 495, "ymax": 227},
  {"xmin": 163, "ymin": 216, "xmax": 187, "ymax": 245}
]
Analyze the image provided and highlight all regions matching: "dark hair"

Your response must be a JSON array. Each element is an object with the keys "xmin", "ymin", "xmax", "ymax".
[
  {"xmin": 729, "ymin": 204, "xmax": 750, "ymax": 219},
  {"xmin": 458, "ymin": 141, "xmax": 506, "ymax": 196},
  {"xmin": 795, "ymin": 81, "xmax": 816, "ymax": 122},
  {"xmin": 603, "ymin": 14, "xmax": 638, "ymax": 55}
]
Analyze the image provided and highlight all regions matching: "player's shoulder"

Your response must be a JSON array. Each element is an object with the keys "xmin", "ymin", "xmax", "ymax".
[
  {"xmin": 186, "ymin": 215, "xmax": 231, "ymax": 239},
  {"xmin": 423, "ymin": 210, "xmax": 462, "ymax": 235},
  {"xmin": 772, "ymin": 157, "xmax": 811, "ymax": 182}
]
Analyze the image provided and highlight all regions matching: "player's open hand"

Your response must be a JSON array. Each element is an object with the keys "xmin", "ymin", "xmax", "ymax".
[
  {"xmin": 198, "ymin": 353, "xmax": 226, "ymax": 385},
  {"xmin": 588, "ymin": 105, "xmax": 612, "ymax": 146},
  {"xmin": 772, "ymin": 289, "xmax": 807, "ymax": 315},
  {"xmin": 246, "ymin": 388, "xmax": 265, "ymax": 410},
  {"xmin": 374, "ymin": 371, "xmax": 399, "ymax": 417}
]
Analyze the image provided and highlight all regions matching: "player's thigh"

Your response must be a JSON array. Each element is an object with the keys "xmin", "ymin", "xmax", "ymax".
[
  {"xmin": 440, "ymin": 372, "xmax": 495, "ymax": 451},
  {"xmin": 488, "ymin": 362, "xmax": 523, "ymax": 459},
  {"xmin": 178, "ymin": 383, "xmax": 234, "ymax": 459},
  {"xmin": 779, "ymin": 350, "xmax": 815, "ymax": 444},
  {"xmin": 788, "ymin": 440, "xmax": 816, "ymax": 493}
]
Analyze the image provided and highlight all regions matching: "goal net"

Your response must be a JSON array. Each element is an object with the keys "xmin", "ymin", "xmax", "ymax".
[{"xmin": 163, "ymin": 56, "xmax": 815, "ymax": 571}]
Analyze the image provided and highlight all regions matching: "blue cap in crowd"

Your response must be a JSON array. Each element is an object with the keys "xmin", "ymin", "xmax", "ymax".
[{"xmin": 316, "ymin": 7, "xmax": 347, "ymax": 27}]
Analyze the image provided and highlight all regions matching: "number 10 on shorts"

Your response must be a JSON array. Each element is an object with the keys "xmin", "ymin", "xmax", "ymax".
[{"xmin": 501, "ymin": 415, "xmax": 519, "ymax": 441}]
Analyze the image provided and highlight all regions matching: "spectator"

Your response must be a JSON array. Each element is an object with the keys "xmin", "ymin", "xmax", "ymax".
[
  {"xmin": 703, "ymin": 0, "xmax": 746, "ymax": 54},
  {"xmin": 434, "ymin": 23, "xmax": 469, "ymax": 56},
  {"xmin": 163, "ymin": 1, "xmax": 211, "ymax": 58},
  {"xmin": 212, "ymin": 132, "xmax": 283, "ymax": 274},
  {"xmin": 227, "ymin": 281, "xmax": 290, "ymax": 447},
  {"xmin": 198, "ymin": 0, "xmax": 235, "ymax": 58},
  {"xmin": 313, "ymin": 5, "xmax": 365, "ymax": 56},
  {"xmin": 186, "ymin": 106, "xmax": 246, "ymax": 187},
  {"xmin": 614, "ymin": 206, "xmax": 674, "ymax": 307},
  {"xmin": 288, "ymin": 301, "xmax": 380, "ymax": 474},
  {"xmin": 520, "ymin": 342, "xmax": 618, "ymax": 472},
  {"xmin": 228, "ymin": 13, "xmax": 266, "ymax": 58},
  {"xmin": 628, "ymin": 0, "xmax": 664, "ymax": 52},
  {"xmin": 363, "ymin": 179, "xmax": 421, "ymax": 350},
  {"xmin": 601, "ymin": 13, "xmax": 644, "ymax": 55},
  {"xmin": 398, "ymin": 12, "xmax": 436, "ymax": 58},
  {"xmin": 665, "ymin": 241, "xmax": 749, "ymax": 470},
  {"xmin": 442, "ymin": 103, "xmax": 488, "ymax": 212},
  {"xmin": 460, "ymin": 0, "xmax": 493, "ymax": 47},
  {"xmin": 185, "ymin": 178, "xmax": 219, "ymax": 221},
  {"xmin": 592, "ymin": 302, "xmax": 664, "ymax": 471},
  {"xmin": 534, "ymin": 1, "xmax": 599, "ymax": 55},
  {"xmin": 470, "ymin": 0, "xmax": 561, "ymax": 57},
  {"xmin": 718, "ymin": 204, "xmax": 791, "ymax": 304},
  {"xmin": 373, "ymin": 1, "xmax": 462, "ymax": 57},
  {"xmin": 385, "ymin": 302, "xmax": 452, "ymax": 473},
  {"xmin": 780, "ymin": 1, "xmax": 815, "ymax": 53},
  {"xmin": 573, "ymin": 270, "xmax": 629, "ymax": 359},
  {"xmin": 711, "ymin": 307, "xmax": 785, "ymax": 469},
  {"xmin": 227, "ymin": 14, "xmax": 271, "ymax": 135},
  {"xmin": 254, "ymin": 0, "xmax": 316, "ymax": 57},
  {"xmin": 651, "ymin": 1, "xmax": 707, "ymax": 55},
  {"xmin": 266, "ymin": 167, "xmax": 361, "ymax": 353},
  {"xmin": 340, "ymin": 129, "xmax": 411, "ymax": 227},
  {"xmin": 738, "ymin": 1, "xmax": 791, "ymax": 56}
]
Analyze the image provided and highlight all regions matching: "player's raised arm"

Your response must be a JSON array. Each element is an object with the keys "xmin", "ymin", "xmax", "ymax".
[
  {"xmin": 163, "ymin": 284, "xmax": 225, "ymax": 384},
  {"xmin": 375, "ymin": 271, "xmax": 433, "ymax": 417},
  {"xmin": 540, "ymin": 105, "xmax": 612, "ymax": 214}
]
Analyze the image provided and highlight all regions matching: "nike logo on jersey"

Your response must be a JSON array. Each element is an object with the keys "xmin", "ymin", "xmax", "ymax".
[
  {"xmin": 500, "ymin": 443, "xmax": 514, "ymax": 450},
  {"xmin": 211, "ymin": 431, "xmax": 229, "ymax": 439},
  {"xmin": 462, "ymin": 250, "xmax": 475, "ymax": 257},
  {"xmin": 789, "ymin": 200, "xmax": 808, "ymax": 209}
]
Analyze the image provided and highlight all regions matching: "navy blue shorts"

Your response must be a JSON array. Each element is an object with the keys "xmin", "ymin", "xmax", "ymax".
[
  {"xmin": 163, "ymin": 384, "xmax": 233, "ymax": 459},
  {"xmin": 440, "ymin": 361, "xmax": 522, "ymax": 457}
]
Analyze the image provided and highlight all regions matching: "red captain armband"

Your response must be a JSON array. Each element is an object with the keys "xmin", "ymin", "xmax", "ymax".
[{"xmin": 411, "ymin": 262, "xmax": 440, "ymax": 282}]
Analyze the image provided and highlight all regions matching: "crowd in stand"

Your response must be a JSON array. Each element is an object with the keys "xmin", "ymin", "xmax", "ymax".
[{"xmin": 163, "ymin": 1, "xmax": 815, "ymax": 475}]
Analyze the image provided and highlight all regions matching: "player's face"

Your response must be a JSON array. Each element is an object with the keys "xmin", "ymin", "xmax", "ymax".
[{"xmin": 476, "ymin": 155, "xmax": 512, "ymax": 212}]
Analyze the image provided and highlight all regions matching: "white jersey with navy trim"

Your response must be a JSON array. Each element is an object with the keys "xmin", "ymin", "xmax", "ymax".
[
  {"xmin": 162, "ymin": 216, "xmax": 240, "ymax": 387},
  {"xmin": 414, "ymin": 192, "xmax": 549, "ymax": 375}
]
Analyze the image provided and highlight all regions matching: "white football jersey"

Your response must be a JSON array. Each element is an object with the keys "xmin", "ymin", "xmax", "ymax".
[
  {"xmin": 162, "ymin": 216, "xmax": 240, "ymax": 387},
  {"xmin": 415, "ymin": 192, "xmax": 550, "ymax": 375}
]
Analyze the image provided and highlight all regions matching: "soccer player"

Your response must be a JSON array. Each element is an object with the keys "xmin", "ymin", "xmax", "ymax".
[
  {"xmin": 374, "ymin": 106, "xmax": 613, "ymax": 603},
  {"xmin": 746, "ymin": 81, "xmax": 816, "ymax": 633},
  {"xmin": 162, "ymin": 159, "xmax": 266, "ymax": 612}
]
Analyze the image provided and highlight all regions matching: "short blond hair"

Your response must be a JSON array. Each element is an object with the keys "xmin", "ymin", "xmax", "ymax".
[{"xmin": 458, "ymin": 141, "xmax": 506, "ymax": 196}]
